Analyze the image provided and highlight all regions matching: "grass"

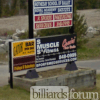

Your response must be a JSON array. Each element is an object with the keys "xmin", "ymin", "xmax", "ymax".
[
  {"xmin": 0, "ymin": 85, "xmax": 30, "ymax": 100},
  {"xmin": 0, "ymin": 74, "xmax": 100, "ymax": 100},
  {"xmin": 77, "ymin": 34, "xmax": 100, "ymax": 60}
]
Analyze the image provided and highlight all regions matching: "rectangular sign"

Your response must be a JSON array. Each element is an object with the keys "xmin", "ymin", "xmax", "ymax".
[
  {"xmin": 34, "ymin": 7, "xmax": 72, "ymax": 15},
  {"xmin": 33, "ymin": 0, "xmax": 73, "ymax": 30},
  {"xmin": 36, "ymin": 34, "xmax": 77, "ymax": 68},
  {"xmin": 13, "ymin": 40, "xmax": 35, "ymax": 58},
  {"xmin": 34, "ymin": 0, "xmax": 72, "ymax": 7},
  {"xmin": 10, "ymin": 34, "xmax": 77, "ymax": 72},
  {"xmin": 12, "ymin": 39, "xmax": 36, "ymax": 72}
]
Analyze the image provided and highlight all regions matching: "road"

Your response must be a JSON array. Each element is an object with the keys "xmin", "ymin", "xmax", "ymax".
[{"xmin": 0, "ymin": 59, "xmax": 100, "ymax": 87}]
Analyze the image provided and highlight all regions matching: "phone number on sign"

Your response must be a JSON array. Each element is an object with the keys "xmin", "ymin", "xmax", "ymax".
[{"xmin": 59, "ymin": 52, "xmax": 76, "ymax": 60}]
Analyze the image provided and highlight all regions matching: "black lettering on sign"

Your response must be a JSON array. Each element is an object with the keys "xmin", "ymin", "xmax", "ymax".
[
  {"xmin": 30, "ymin": 47, "xmax": 34, "ymax": 50},
  {"xmin": 25, "ymin": 48, "xmax": 29, "ymax": 50},
  {"xmin": 26, "ymin": 42, "xmax": 34, "ymax": 46},
  {"xmin": 13, "ymin": 42, "xmax": 23, "ymax": 56}
]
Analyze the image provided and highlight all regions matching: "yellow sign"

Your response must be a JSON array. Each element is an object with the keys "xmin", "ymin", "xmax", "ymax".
[{"xmin": 12, "ymin": 40, "xmax": 35, "ymax": 57}]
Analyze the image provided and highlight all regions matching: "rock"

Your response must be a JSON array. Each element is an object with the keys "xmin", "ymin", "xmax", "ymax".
[{"xmin": 86, "ymin": 26, "xmax": 100, "ymax": 38}]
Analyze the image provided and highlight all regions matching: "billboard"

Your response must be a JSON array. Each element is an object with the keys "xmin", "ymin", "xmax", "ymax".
[
  {"xmin": 36, "ymin": 34, "xmax": 77, "ymax": 68},
  {"xmin": 12, "ymin": 39, "xmax": 36, "ymax": 72},
  {"xmin": 33, "ymin": 0, "xmax": 73, "ymax": 30}
]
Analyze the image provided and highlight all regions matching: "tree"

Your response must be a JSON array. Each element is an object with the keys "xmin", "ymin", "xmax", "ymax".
[
  {"xmin": 75, "ymin": 0, "xmax": 100, "ymax": 9},
  {"xmin": 0, "ymin": 0, "xmax": 3, "ymax": 17},
  {"xmin": 74, "ymin": 7, "xmax": 87, "ymax": 38},
  {"xmin": 20, "ymin": 0, "xmax": 27, "ymax": 9}
]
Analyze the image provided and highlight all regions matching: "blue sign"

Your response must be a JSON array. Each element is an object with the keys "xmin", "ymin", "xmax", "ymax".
[
  {"xmin": 34, "ymin": 7, "xmax": 72, "ymax": 15},
  {"xmin": 36, "ymin": 34, "xmax": 77, "ymax": 68},
  {"xmin": 34, "ymin": 0, "xmax": 72, "ymax": 7}
]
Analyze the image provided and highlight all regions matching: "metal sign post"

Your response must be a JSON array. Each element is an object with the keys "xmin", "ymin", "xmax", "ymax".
[
  {"xmin": 27, "ymin": 0, "xmax": 39, "ymax": 79},
  {"xmin": 28, "ymin": 0, "xmax": 34, "ymax": 38},
  {"xmin": 9, "ymin": 42, "xmax": 13, "ymax": 89}
]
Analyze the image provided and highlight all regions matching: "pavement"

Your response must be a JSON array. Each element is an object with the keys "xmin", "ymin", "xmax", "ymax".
[{"xmin": 0, "ymin": 59, "xmax": 100, "ymax": 87}]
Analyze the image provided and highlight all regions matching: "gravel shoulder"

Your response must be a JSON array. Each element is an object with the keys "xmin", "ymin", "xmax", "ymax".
[
  {"xmin": 0, "ymin": 15, "xmax": 28, "ymax": 34},
  {"xmin": 77, "ymin": 9, "xmax": 100, "ymax": 28}
]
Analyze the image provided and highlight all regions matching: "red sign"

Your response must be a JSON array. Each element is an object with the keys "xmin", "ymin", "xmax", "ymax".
[
  {"xmin": 55, "ymin": 20, "xmax": 72, "ymax": 27},
  {"xmin": 54, "ymin": 13, "xmax": 72, "ymax": 20},
  {"xmin": 35, "ymin": 15, "xmax": 53, "ymax": 21},
  {"xmin": 35, "ymin": 22, "xmax": 53, "ymax": 29},
  {"xmin": 34, "ymin": 13, "xmax": 72, "ymax": 30},
  {"xmin": 13, "ymin": 55, "xmax": 35, "ymax": 72}
]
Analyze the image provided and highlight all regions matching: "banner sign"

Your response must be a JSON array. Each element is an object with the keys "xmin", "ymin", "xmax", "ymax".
[
  {"xmin": 12, "ymin": 39, "xmax": 36, "ymax": 72},
  {"xmin": 36, "ymin": 34, "xmax": 77, "ymax": 68},
  {"xmin": 33, "ymin": 0, "xmax": 73, "ymax": 30}
]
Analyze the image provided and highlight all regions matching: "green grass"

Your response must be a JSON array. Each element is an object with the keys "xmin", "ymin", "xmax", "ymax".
[
  {"xmin": 0, "ymin": 85, "xmax": 30, "ymax": 100},
  {"xmin": 77, "ymin": 47, "xmax": 100, "ymax": 60},
  {"xmin": 77, "ymin": 35, "xmax": 100, "ymax": 60},
  {"xmin": 0, "ymin": 74, "xmax": 100, "ymax": 100}
]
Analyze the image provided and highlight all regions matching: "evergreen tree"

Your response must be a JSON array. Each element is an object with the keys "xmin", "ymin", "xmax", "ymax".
[
  {"xmin": 0, "ymin": 0, "xmax": 3, "ymax": 17},
  {"xmin": 74, "ymin": 7, "xmax": 87, "ymax": 38},
  {"xmin": 74, "ymin": 7, "xmax": 88, "ymax": 47},
  {"xmin": 20, "ymin": 0, "xmax": 26, "ymax": 9}
]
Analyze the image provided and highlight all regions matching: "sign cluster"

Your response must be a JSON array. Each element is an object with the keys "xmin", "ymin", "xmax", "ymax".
[
  {"xmin": 11, "ymin": 35, "xmax": 77, "ymax": 72},
  {"xmin": 33, "ymin": 0, "xmax": 73, "ymax": 30}
]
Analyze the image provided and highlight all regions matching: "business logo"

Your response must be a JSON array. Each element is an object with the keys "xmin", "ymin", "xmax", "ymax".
[
  {"xmin": 30, "ymin": 86, "xmax": 69, "ymax": 100},
  {"xmin": 62, "ymin": 36, "xmax": 76, "ymax": 50},
  {"xmin": 30, "ymin": 86, "xmax": 99, "ymax": 100}
]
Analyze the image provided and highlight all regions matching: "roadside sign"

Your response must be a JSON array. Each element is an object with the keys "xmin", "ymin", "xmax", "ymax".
[
  {"xmin": 36, "ymin": 34, "xmax": 77, "ymax": 68},
  {"xmin": 33, "ymin": 0, "xmax": 73, "ymax": 30},
  {"xmin": 11, "ymin": 39, "xmax": 36, "ymax": 72}
]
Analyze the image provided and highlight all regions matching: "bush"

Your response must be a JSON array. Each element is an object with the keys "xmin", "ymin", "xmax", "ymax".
[{"xmin": 19, "ymin": 31, "xmax": 28, "ymax": 39}]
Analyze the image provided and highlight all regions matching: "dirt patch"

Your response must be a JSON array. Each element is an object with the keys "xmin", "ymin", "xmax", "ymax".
[
  {"xmin": 38, "ymin": 68, "xmax": 87, "ymax": 78},
  {"xmin": 18, "ymin": 68, "xmax": 88, "ymax": 78}
]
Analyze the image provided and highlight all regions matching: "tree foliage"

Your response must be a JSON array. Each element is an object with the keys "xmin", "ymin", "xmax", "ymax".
[
  {"xmin": 0, "ymin": 0, "xmax": 99, "ymax": 18},
  {"xmin": 74, "ymin": 7, "xmax": 87, "ymax": 38},
  {"xmin": 75, "ymin": 0, "xmax": 100, "ymax": 10},
  {"xmin": 0, "ymin": 0, "xmax": 3, "ymax": 17}
]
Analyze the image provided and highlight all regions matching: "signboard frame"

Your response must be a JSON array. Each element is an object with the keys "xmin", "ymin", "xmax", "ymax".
[
  {"xmin": 33, "ymin": 0, "xmax": 73, "ymax": 30},
  {"xmin": 11, "ymin": 39, "xmax": 36, "ymax": 72}
]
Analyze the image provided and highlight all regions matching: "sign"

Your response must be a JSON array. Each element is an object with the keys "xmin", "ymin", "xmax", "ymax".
[
  {"xmin": 36, "ymin": 34, "xmax": 77, "ymax": 68},
  {"xmin": 33, "ymin": 0, "xmax": 73, "ymax": 30},
  {"xmin": 12, "ymin": 39, "xmax": 36, "ymax": 72}
]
